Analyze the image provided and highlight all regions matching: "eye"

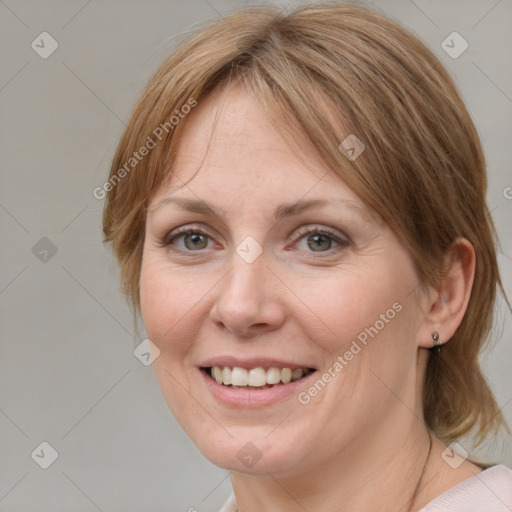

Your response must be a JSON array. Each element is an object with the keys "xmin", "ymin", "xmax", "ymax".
[
  {"xmin": 160, "ymin": 225, "xmax": 350, "ymax": 255},
  {"xmin": 292, "ymin": 226, "xmax": 349, "ymax": 254},
  {"xmin": 163, "ymin": 227, "xmax": 214, "ymax": 251}
]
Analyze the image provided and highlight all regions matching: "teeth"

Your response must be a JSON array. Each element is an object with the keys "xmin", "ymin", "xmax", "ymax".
[
  {"xmin": 209, "ymin": 365, "xmax": 311, "ymax": 387},
  {"xmin": 221, "ymin": 366, "xmax": 232, "ymax": 385},
  {"xmin": 248, "ymin": 367, "xmax": 267, "ymax": 386},
  {"xmin": 291, "ymin": 368, "xmax": 304, "ymax": 380},
  {"xmin": 281, "ymin": 368, "xmax": 292, "ymax": 384},
  {"xmin": 231, "ymin": 367, "xmax": 249, "ymax": 386},
  {"xmin": 266, "ymin": 367, "xmax": 281, "ymax": 384},
  {"xmin": 212, "ymin": 366, "xmax": 223, "ymax": 384}
]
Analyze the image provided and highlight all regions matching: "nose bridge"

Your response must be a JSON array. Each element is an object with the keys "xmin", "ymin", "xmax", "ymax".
[
  {"xmin": 221, "ymin": 252, "xmax": 268, "ymax": 311},
  {"xmin": 210, "ymin": 249, "xmax": 284, "ymax": 335},
  {"xmin": 222, "ymin": 231, "xmax": 268, "ymax": 300}
]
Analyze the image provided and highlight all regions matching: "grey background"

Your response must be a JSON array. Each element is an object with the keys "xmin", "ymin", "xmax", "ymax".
[{"xmin": 0, "ymin": 1, "xmax": 511, "ymax": 511}]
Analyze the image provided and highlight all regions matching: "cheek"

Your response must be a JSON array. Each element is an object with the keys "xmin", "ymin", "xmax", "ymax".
[
  {"xmin": 139, "ymin": 254, "xmax": 208, "ymax": 431},
  {"xmin": 294, "ymin": 263, "xmax": 420, "ymax": 392},
  {"xmin": 139, "ymin": 254, "xmax": 203, "ymax": 351},
  {"xmin": 295, "ymin": 267, "xmax": 402, "ymax": 346}
]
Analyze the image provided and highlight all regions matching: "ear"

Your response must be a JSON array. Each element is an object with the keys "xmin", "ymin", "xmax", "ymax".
[{"xmin": 417, "ymin": 238, "xmax": 476, "ymax": 349}]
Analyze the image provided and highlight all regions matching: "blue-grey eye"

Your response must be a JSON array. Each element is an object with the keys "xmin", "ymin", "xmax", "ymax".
[
  {"xmin": 306, "ymin": 233, "xmax": 334, "ymax": 251},
  {"xmin": 182, "ymin": 232, "xmax": 209, "ymax": 250}
]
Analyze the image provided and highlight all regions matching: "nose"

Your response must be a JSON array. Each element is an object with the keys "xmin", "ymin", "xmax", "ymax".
[{"xmin": 209, "ymin": 255, "xmax": 286, "ymax": 338}]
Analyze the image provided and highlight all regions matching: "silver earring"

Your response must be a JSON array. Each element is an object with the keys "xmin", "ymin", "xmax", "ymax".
[{"xmin": 431, "ymin": 331, "xmax": 441, "ymax": 353}]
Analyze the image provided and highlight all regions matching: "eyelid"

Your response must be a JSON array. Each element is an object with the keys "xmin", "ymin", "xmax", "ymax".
[
  {"xmin": 291, "ymin": 224, "xmax": 350, "ymax": 245},
  {"xmin": 288, "ymin": 225, "xmax": 350, "ymax": 255},
  {"xmin": 161, "ymin": 224, "xmax": 217, "ymax": 250}
]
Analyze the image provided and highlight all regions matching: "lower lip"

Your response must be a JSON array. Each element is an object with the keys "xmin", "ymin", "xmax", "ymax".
[{"xmin": 200, "ymin": 369, "xmax": 317, "ymax": 407}]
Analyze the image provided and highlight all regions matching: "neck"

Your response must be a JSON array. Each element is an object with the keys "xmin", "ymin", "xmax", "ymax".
[{"xmin": 230, "ymin": 410, "xmax": 434, "ymax": 512}]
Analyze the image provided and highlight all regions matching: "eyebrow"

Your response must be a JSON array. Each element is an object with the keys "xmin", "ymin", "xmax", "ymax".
[{"xmin": 150, "ymin": 196, "xmax": 370, "ymax": 222}]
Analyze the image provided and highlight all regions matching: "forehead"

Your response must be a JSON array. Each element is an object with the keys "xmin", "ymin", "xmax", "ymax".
[
  {"xmin": 182, "ymin": 86, "xmax": 324, "ymax": 178},
  {"xmin": 146, "ymin": 84, "xmax": 381, "ymax": 229},
  {"xmin": 152, "ymin": 84, "xmax": 353, "ymax": 203}
]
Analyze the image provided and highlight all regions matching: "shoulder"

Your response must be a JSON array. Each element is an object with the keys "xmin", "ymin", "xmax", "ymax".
[
  {"xmin": 420, "ymin": 465, "xmax": 512, "ymax": 511},
  {"xmin": 216, "ymin": 467, "xmax": 512, "ymax": 512},
  {"xmin": 217, "ymin": 494, "xmax": 237, "ymax": 512}
]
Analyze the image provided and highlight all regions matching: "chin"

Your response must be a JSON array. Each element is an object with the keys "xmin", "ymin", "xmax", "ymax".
[{"xmin": 187, "ymin": 422, "xmax": 316, "ymax": 476}]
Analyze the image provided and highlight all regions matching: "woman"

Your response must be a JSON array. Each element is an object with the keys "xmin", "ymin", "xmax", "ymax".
[{"xmin": 102, "ymin": 2, "xmax": 512, "ymax": 510}]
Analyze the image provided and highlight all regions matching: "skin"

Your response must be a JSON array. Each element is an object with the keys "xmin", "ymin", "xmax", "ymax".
[{"xmin": 140, "ymin": 83, "xmax": 482, "ymax": 511}]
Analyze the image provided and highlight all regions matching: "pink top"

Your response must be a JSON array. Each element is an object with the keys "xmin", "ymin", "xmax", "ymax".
[{"xmin": 218, "ymin": 465, "xmax": 512, "ymax": 511}]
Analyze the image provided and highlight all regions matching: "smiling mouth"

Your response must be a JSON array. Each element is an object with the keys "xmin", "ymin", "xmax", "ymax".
[{"xmin": 202, "ymin": 366, "xmax": 316, "ymax": 389}]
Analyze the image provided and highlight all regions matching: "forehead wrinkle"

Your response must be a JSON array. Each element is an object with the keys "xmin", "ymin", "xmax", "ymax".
[{"xmin": 148, "ymin": 195, "xmax": 376, "ymax": 225}]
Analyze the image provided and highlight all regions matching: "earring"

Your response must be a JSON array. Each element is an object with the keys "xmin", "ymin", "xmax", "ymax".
[{"xmin": 431, "ymin": 331, "xmax": 442, "ymax": 353}]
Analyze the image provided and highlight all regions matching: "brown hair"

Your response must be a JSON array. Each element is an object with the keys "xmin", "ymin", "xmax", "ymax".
[{"xmin": 102, "ymin": 2, "xmax": 509, "ymax": 447}]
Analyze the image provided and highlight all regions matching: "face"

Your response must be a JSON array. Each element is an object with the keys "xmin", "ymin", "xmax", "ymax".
[{"xmin": 140, "ymin": 85, "xmax": 429, "ymax": 478}]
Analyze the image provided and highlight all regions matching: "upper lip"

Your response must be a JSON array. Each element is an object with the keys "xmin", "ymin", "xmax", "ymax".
[{"xmin": 199, "ymin": 356, "xmax": 316, "ymax": 370}]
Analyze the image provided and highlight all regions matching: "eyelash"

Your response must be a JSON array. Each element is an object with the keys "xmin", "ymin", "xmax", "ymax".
[{"xmin": 160, "ymin": 225, "xmax": 350, "ymax": 256}]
